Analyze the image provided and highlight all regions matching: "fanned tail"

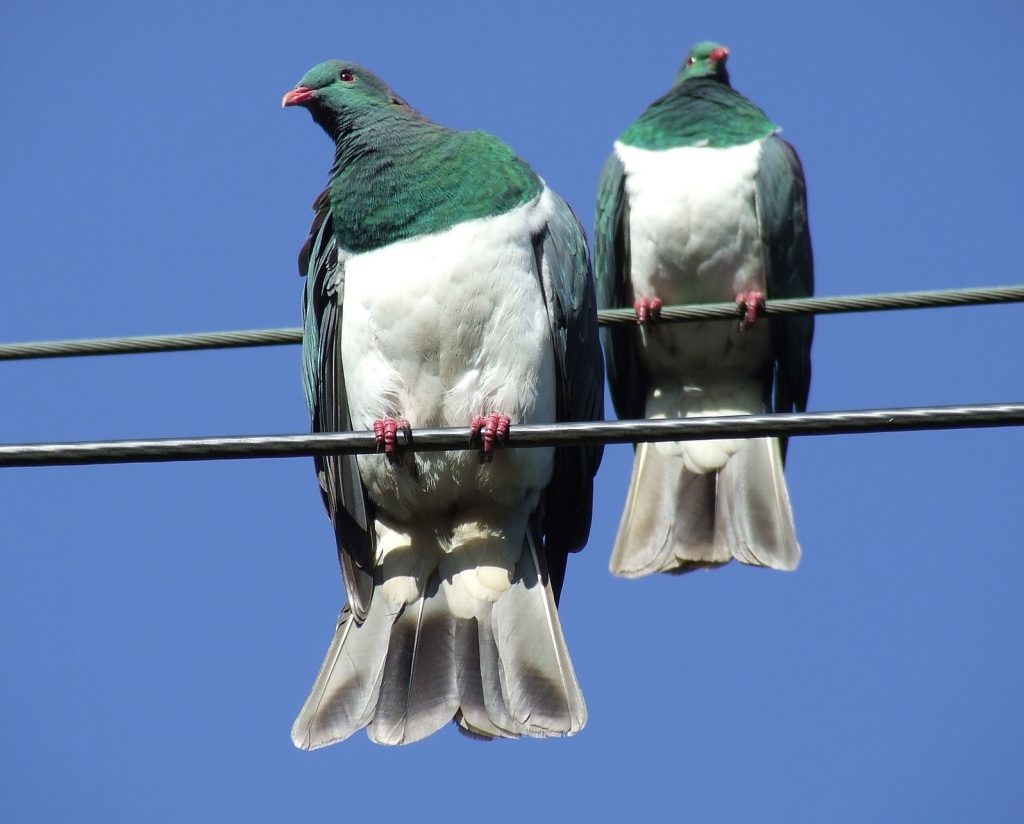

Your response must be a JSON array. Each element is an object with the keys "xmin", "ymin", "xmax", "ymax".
[
  {"xmin": 293, "ymin": 533, "xmax": 585, "ymax": 747},
  {"xmin": 609, "ymin": 436, "xmax": 800, "ymax": 578}
]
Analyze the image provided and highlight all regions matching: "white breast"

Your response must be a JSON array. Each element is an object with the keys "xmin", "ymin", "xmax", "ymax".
[
  {"xmin": 615, "ymin": 139, "xmax": 774, "ymax": 417},
  {"xmin": 339, "ymin": 188, "xmax": 558, "ymax": 519},
  {"xmin": 616, "ymin": 139, "xmax": 765, "ymax": 304}
]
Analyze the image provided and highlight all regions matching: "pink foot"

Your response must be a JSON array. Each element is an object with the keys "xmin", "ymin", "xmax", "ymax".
[
  {"xmin": 373, "ymin": 417, "xmax": 411, "ymax": 464},
  {"xmin": 470, "ymin": 413, "xmax": 511, "ymax": 463},
  {"xmin": 634, "ymin": 297, "xmax": 663, "ymax": 324},
  {"xmin": 735, "ymin": 290, "xmax": 766, "ymax": 330}
]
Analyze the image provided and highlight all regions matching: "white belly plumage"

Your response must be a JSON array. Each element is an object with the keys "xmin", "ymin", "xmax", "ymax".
[
  {"xmin": 339, "ymin": 189, "xmax": 557, "ymax": 524},
  {"xmin": 615, "ymin": 139, "xmax": 772, "ymax": 412}
]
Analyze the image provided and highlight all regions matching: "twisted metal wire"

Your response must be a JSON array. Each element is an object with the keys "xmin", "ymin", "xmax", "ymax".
[
  {"xmin": 2, "ymin": 285, "xmax": 1022, "ymax": 362},
  {"xmin": 2, "ymin": 402, "xmax": 1022, "ymax": 468},
  {"xmin": 596, "ymin": 284, "xmax": 1024, "ymax": 323},
  {"xmin": 0, "ymin": 327, "xmax": 302, "ymax": 361}
]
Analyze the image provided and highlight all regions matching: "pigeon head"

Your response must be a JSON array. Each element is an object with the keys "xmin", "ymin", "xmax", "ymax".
[
  {"xmin": 282, "ymin": 60, "xmax": 412, "ymax": 136},
  {"xmin": 675, "ymin": 41, "xmax": 730, "ymax": 86}
]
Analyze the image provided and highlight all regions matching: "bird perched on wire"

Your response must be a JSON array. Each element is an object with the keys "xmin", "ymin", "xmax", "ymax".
[
  {"xmin": 283, "ymin": 60, "xmax": 603, "ymax": 746},
  {"xmin": 595, "ymin": 41, "xmax": 813, "ymax": 578}
]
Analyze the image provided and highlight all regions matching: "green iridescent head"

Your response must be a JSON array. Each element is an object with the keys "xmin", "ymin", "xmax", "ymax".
[
  {"xmin": 282, "ymin": 60, "xmax": 412, "ymax": 135},
  {"xmin": 675, "ymin": 41, "xmax": 731, "ymax": 86}
]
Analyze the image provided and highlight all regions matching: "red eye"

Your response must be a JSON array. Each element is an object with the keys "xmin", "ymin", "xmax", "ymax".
[{"xmin": 340, "ymin": 69, "xmax": 355, "ymax": 82}]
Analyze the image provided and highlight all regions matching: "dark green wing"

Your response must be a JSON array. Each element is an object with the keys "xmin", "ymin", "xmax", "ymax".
[
  {"xmin": 756, "ymin": 136, "xmax": 814, "ymax": 452},
  {"xmin": 300, "ymin": 188, "xmax": 375, "ymax": 620},
  {"xmin": 595, "ymin": 151, "xmax": 646, "ymax": 422},
  {"xmin": 536, "ymin": 193, "xmax": 605, "ymax": 599}
]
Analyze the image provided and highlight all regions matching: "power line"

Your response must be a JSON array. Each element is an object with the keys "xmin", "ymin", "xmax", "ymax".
[
  {"xmin": 597, "ymin": 284, "xmax": 1024, "ymax": 323},
  {"xmin": 0, "ymin": 327, "xmax": 302, "ymax": 361},
  {"xmin": 2, "ymin": 284, "xmax": 1022, "ymax": 362},
  {"xmin": 2, "ymin": 402, "xmax": 1022, "ymax": 468}
]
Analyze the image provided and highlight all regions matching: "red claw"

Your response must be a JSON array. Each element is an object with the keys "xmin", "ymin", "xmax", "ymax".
[
  {"xmin": 373, "ymin": 417, "xmax": 411, "ymax": 464},
  {"xmin": 470, "ymin": 413, "xmax": 511, "ymax": 463},
  {"xmin": 735, "ymin": 290, "xmax": 766, "ymax": 330},
  {"xmin": 634, "ymin": 297, "xmax": 663, "ymax": 324}
]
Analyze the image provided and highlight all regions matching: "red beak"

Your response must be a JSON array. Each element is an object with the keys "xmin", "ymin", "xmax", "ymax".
[
  {"xmin": 282, "ymin": 86, "xmax": 315, "ymax": 108},
  {"xmin": 709, "ymin": 46, "xmax": 729, "ymax": 63}
]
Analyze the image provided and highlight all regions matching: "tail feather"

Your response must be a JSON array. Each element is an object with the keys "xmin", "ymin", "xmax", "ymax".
[
  {"xmin": 609, "ymin": 441, "xmax": 729, "ymax": 577},
  {"xmin": 610, "ymin": 437, "xmax": 800, "ymax": 577},
  {"xmin": 491, "ymin": 533, "xmax": 587, "ymax": 736},
  {"xmin": 454, "ymin": 615, "xmax": 513, "ymax": 739},
  {"xmin": 716, "ymin": 437, "xmax": 800, "ymax": 570},
  {"xmin": 368, "ymin": 574, "xmax": 460, "ymax": 746},
  {"xmin": 290, "ymin": 598, "xmax": 399, "ymax": 750},
  {"xmin": 479, "ymin": 608, "xmax": 529, "ymax": 736}
]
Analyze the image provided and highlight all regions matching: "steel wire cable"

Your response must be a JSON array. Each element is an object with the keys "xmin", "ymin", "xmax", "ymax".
[
  {"xmin": 1, "ymin": 402, "xmax": 1022, "ymax": 468},
  {"xmin": 2, "ymin": 284, "xmax": 1022, "ymax": 362}
]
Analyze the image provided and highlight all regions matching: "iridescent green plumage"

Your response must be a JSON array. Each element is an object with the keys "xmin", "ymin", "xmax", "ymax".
[
  {"xmin": 620, "ymin": 42, "xmax": 777, "ymax": 151},
  {"xmin": 294, "ymin": 60, "xmax": 541, "ymax": 254}
]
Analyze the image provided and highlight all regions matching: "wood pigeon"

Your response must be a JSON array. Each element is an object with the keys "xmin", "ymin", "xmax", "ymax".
[
  {"xmin": 283, "ymin": 60, "xmax": 604, "ymax": 746},
  {"xmin": 595, "ymin": 42, "xmax": 813, "ymax": 577}
]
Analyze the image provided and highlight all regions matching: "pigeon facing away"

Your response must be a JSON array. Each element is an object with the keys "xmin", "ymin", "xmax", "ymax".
[
  {"xmin": 283, "ymin": 60, "xmax": 603, "ymax": 746},
  {"xmin": 596, "ymin": 42, "xmax": 813, "ymax": 577}
]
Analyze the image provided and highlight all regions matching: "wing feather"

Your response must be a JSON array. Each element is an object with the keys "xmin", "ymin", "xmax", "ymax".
[
  {"xmin": 595, "ymin": 151, "xmax": 647, "ymax": 423},
  {"xmin": 756, "ymin": 137, "xmax": 814, "ymax": 456},
  {"xmin": 535, "ymin": 193, "xmax": 605, "ymax": 599},
  {"xmin": 300, "ymin": 188, "xmax": 376, "ymax": 619}
]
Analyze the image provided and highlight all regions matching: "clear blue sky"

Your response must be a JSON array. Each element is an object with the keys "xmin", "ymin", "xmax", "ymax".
[{"xmin": 2, "ymin": 1, "xmax": 1023, "ymax": 821}]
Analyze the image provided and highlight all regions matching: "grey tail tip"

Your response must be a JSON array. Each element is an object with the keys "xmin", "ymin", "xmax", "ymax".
[
  {"xmin": 609, "ymin": 438, "xmax": 801, "ymax": 577},
  {"xmin": 291, "ymin": 531, "xmax": 587, "ymax": 746}
]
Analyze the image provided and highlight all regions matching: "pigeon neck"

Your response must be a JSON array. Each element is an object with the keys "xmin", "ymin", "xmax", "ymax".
[
  {"xmin": 327, "ymin": 125, "xmax": 542, "ymax": 254},
  {"xmin": 620, "ymin": 79, "xmax": 777, "ymax": 150}
]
